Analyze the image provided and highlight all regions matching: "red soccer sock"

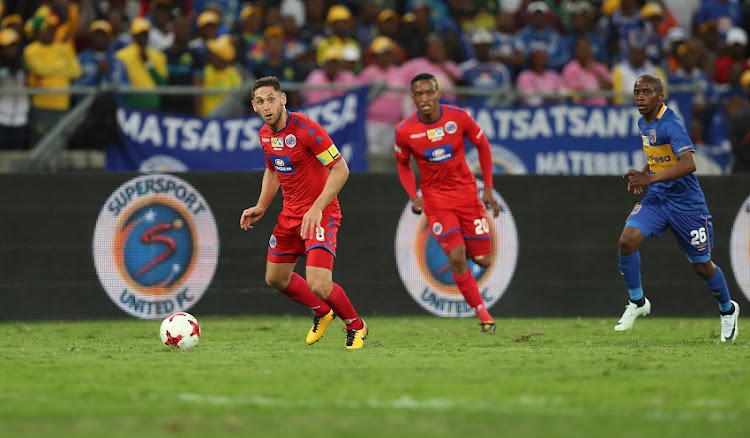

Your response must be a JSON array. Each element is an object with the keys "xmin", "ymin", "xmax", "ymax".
[
  {"xmin": 324, "ymin": 282, "xmax": 363, "ymax": 330},
  {"xmin": 283, "ymin": 272, "xmax": 331, "ymax": 317},
  {"xmin": 453, "ymin": 270, "xmax": 493, "ymax": 322}
]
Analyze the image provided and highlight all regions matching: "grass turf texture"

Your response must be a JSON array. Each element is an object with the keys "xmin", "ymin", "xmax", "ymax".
[{"xmin": 1, "ymin": 316, "xmax": 748, "ymax": 438}]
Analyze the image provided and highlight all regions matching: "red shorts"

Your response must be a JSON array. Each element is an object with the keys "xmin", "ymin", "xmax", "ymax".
[
  {"xmin": 424, "ymin": 202, "xmax": 493, "ymax": 257},
  {"xmin": 267, "ymin": 211, "xmax": 340, "ymax": 270}
]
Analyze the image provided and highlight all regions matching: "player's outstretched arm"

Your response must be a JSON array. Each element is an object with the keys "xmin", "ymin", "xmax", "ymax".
[
  {"xmin": 240, "ymin": 168, "xmax": 280, "ymax": 230},
  {"xmin": 301, "ymin": 158, "xmax": 349, "ymax": 239}
]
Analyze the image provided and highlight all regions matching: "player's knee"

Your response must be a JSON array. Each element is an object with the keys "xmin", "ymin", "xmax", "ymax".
[
  {"xmin": 692, "ymin": 262, "xmax": 715, "ymax": 279},
  {"xmin": 265, "ymin": 273, "xmax": 289, "ymax": 291},
  {"xmin": 472, "ymin": 255, "xmax": 491, "ymax": 268},
  {"xmin": 307, "ymin": 279, "xmax": 332, "ymax": 300},
  {"xmin": 618, "ymin": 236, "xmax": 638, "ymax": 255}
]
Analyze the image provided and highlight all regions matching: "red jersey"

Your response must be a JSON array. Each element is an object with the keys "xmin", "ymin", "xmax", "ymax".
[
  {"xmin": 260, "ymin": 111, "xmax": 342, "ymax": 219},
  {"xmin": 394, "ymin": 104, "xmax": 489, "ymax": 208}
]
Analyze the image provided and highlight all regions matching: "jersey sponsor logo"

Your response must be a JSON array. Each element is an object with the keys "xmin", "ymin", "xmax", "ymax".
[
  {"xmin": 432, "ymin": 222, "xmax": 443, "ymax": 235},
  {"xmin": 262, "ymin": 138, "xmax": 270, "ymax": 142},
  {"xmin": 270, "ymin": 155, "xmax": 295, "ymax": 173},
  {"xmin": 93, "ymin": 174, "xmax": 219, "ymax": 319},
  {"xmin": 269, "ymin": 235, "xmax": 277, "ymax": 248},
  {"xmin": 394, "ymin": 181, "xmax": 519, "ymax": 317},
  {"xmin": 316, "ymin": 144, "xmax": 341, "ymax": 166},
  {"xmin": 427, "ymin": 127, "xmax": 445, "ymax": 140},
  {"xmin": 730, "ymin": 195, "xmax": 750, "ymax": 302},
  {"xmin": 425, "ymin": 144, "xmax": 453, "ymax": 162},
  {"xmin": 444, "ymin": 121, "xmax": 458, "ymax": 134},
  {"xmin": 285, "ymin": 134, "xmax": 296, "ymax": 148},
  {"xmin": 677, "ymin": 145, "xmax": 692, "ymax": 153},
  {"xmin": 649, "ymin": 129, "xmax": 657, "ymax": 145},
  {"xmin": 409, "ymin": 132, "xmax": 427, "ymax": 139},
  {"xmin": 271, "ymin": 137, "xmax": 284, "ymax": 150}
]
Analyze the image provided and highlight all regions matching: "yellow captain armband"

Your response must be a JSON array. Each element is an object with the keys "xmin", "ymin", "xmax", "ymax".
[{"xmin": 316, "ymin": 144, "xmax": 341, "ymax": 166}]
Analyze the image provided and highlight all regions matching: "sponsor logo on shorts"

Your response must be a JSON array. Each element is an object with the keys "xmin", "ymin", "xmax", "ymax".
[
  {"xmin": 730, "ymin": 196, "xmax": 750, "ymax": 302},
  {"xmin": 93, "ymin": 174, "xmax": 219, "ymax": 319},
  {"xmin": 394, "ymin": 181, "xmax": 519, "ymax": 317}
]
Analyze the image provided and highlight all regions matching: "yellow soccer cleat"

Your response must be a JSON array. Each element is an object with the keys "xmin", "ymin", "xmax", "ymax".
[
  {"xmin": 344, "ymin": 320, "xmax": 369, "ymax": 349},
  {"xmin": 480, "ymin": 321, "xmax": 497, "ymax": 334},
  {"xmin": 306, "ymin": 310, "xmax": 336, "ymax": 345}
]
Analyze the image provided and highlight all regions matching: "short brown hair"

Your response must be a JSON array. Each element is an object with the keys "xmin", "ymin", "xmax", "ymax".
[{"xmin": 252, "ymin": 76, "xmax": 282, "ymax": 98}]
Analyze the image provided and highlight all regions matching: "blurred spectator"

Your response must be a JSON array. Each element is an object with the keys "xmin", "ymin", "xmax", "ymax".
[
  {"xmin": 693, "ymin": 0, "xmax": 741, "ymax": 36},
  {"xmin": 192, "ymin": 0, "xmax": 240, "ymax": 32},
  {"xmin": 316, "ymin": 5, "xmax": 360, "ymax": 67},
  {"xmin": 399, "ymin": 1, "xmax": 462, "ymax": 62},
  {"xmin": 0, "ymin": 28, "xmax": 28, "ymax": 149},
  {"xmin": 668, "ymin": 40, "xmax": 717, "ymax": 122},
  {"xmin": 113, "ymin": 17, "xmax": 168, "ymax": 110},
  {"xmin": 639, "ymin": 2, "xmax": 665, "ymax": 65},
  {"xmin": 696, "ymin": 19, "xmax": 721, "ymax": 53},
  {"xmin": 148, "ymin": 0, "xmax": 174, "ymax": 51},
  {"xmin": 400, "ymin": 33, "xmax": 462, "ymax": 102},
  {"xmin": 354, "ymin": 0, "xmax": 383, "ymax": 50},
  {"xmin": 517, "ymin": 1, "xmax": 569, "ymax": 71},
  {"xmin": 459, "ymin": 28, "xmax": 512, "ymax": 105},
  {"xmin": 514, "ymin": 0, "xmax": 563, "ymax": 34},
  {"xmin": 663, "ymin": 26, "xmax": 687, "ymax": 73},
  {"xmin": 298, "ymin": 0, "xmax": 327, "ymax": 48},
  {"xmin": 108, "ymin": 8, "xmax": 131, "ymax": 52},
  {"xmin": 42, "ymin": 1, "xmax": 79, "ymax": 46},
  {"xmin": 492, "ymin": 11, "xmax": 525, "ymax": 76},
  {"xmin": 188, "ymin": 10, "xmax": 219, "ymax": 56},
  {"xmin": 23, "ymin": 13, "xmax": 81, "ymax": 145},
  {"xmin": 405, "ymin": 0, "xmax": 450, "ymax": 26},
  {"xmin": 714, "ymin": 27, "xmax": 749, "ymax": 84},
  {"xmin": 358, "ymin": 36, "xmax": 405, "ymax": 163},
  {"xmin": 562, "ymin": 37, "xmax": 612, "ymax": 106},
  {"xmin": 1, "ymin": 14, "xmax": 24, "ymax": 41},
  {"xmin": 280, "ymin": 0, "xmax": 305, "ymax": 29},
  {"xmin": 341, "ymin": 44, "xmax": 361, "ymax": 73},
  {"xmin": 598, "ymin": 0, "xmax": 644, "ymax": 63},
  {"xmin": 280, "ymin": 14, "xmax": 307, "ymax": 61},
  {"xmin": 450, "ymin": 0, "xmax": 500, "ymax": 31},
  {"xmin": 544, "ymin": 0, "xmax": 571, "ymax": 33},
  {"xmin": 362, "ymin": 9, "xmax": 406, "ymax": 66},
  {"xmin": 517, "ymin": 49, "xmax": 565, "ymax": 105},
  {"xmin": 76, "ymin": 20, "xmax": 116, "ymax": 87},
  {"xmin": 611, "ymin": 44, "xmax": 665, "ymax": 104},
  {"xmin": 163, "ymin": 15, "xmax": 204, "ymax": 115},
  {"xmin": 236, "ymin": 6, "xmax": 263, "ymax": 70},
  {"xmin": 252, "ymin": 26, "xmax": 301, "ymax": 107},
  {"xmin": 648, "ymin": 0, "xmax": 680, "ymax": 36},
  {"xmin": 302, "ymin": 47, "xmax": 357, "ymax": 105},
  {"xmin": 201, "ymin": 35, "xmax": 241, "ymax": 116},
  {"xmin": 264, "ymin": 4, "xmax": 283, "ymax": 29},
  {"xmin": 565, "ymin": 1, "xmax": 608, "ymax": 64}
]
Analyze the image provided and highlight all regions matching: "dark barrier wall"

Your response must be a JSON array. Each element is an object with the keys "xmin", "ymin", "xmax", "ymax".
[{"xmin": 1, "ymin": 173, "xmax": 749, "ymax": 320}]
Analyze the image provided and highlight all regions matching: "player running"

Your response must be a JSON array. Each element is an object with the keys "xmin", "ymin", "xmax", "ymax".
[
  {"xmin": 240, "ymin": 76, "xmax": 368, "ymax": 349},
  {"xmin": 394, "ymin": 73, "xmax": 500, "ymax": 333},
  {"xmin": 616, "ymin": 74, "xmax": 739, "ymax": 341}
]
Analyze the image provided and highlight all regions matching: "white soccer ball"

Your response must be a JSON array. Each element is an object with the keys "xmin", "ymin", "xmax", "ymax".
[{"xmin": 160, "ymin": 312, "xmax": 201, "ymax": 349}]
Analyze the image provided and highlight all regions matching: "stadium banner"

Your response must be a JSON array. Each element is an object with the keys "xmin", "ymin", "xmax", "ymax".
[
  {"xmin": 2, "ymin": 173, "xmax": 750, "ymax": 321},
  {"xmin": 461, "ymin": 92, "xmax": 732, "ymax": 175},
  {"xmin": 106, "ymin": 86, "xmax": 370, "ymax": 172}
]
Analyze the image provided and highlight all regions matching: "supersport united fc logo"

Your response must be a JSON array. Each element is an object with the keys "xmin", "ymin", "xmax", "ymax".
[{"xmin": 93, "ymin": 174, "xmax": 219, "ymax": 319}]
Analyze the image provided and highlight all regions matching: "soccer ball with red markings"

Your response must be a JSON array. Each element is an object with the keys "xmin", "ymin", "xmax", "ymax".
[{"xmin": 160, "ymin": 312, "xmax": 201, "ymax": 349}]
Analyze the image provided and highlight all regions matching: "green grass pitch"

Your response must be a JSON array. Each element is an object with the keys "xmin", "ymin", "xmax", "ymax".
[{"xmin": 1, "ymin": 316, "xmax": 748, "ymax": 438}]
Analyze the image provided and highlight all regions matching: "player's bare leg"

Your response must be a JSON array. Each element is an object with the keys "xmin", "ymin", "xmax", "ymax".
[
  {"xmin": 265, "ymin": 261, "xmax": 334, "ymax": 344},
  {"xmin": 448, "ymin": 245, "xmax": 495, "ymax": 333},
  {"xmin": 307, "ymin": 264, "xmax": 367, "ymax": 349}
]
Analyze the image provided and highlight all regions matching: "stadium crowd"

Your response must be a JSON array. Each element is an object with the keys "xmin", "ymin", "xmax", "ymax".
[{"xmin": 1, "ymin": 0, "xmax": 750, "ymax": 172}]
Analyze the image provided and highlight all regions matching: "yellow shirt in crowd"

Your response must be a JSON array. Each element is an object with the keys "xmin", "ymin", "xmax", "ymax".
[
  {"xmin": 115, "ymin": 44, "xmax": 168, "ymax": 88},
  {"xmin": 201, "ymin": 64, "xmax": 242, "ymax": 116},
  {"xmin": 23, "ymin": 41, "xmax": 81, "ymax": 110}
]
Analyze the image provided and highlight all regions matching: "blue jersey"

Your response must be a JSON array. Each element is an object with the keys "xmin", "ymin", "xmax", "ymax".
[{"xmin": 638, "ymin": 104, "xmax": 706, "ymax": 213}]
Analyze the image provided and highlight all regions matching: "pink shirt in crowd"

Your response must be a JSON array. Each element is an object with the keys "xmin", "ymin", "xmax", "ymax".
[
  {"xmin": 358, "ymin": 64, "xmax": 406, "ymax": 124},
  {"xmin": 516, "ymin": 69, "xmax": 566, "ymax": 105},
  {"xmin": 399, "ymin": 57, "xmax": 463, "ymax": 101},
  {"xmin": 561, "ymin": 60, "xmax": 610, "ymax": 106},
  {"xmin": 302, "ymin": 69, "xmax": 358, "ymax": 105}
]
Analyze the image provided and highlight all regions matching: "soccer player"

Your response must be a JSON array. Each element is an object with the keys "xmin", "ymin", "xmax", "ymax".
[
  {"xmin": 240, "ymin": 76, "xmax": 368, "ymax": 349},
  {"xmin": 616, "ymin": 74, "xmax": 739, "ymax": 341},
  {"xmin": 394, "ymin": 73, "xmax": 501, "ymax": 333}
]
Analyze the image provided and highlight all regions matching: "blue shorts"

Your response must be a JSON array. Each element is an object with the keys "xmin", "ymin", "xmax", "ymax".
[{"xmin": 624, "ymin": 196, "xmax": 713, "ymax": 263}]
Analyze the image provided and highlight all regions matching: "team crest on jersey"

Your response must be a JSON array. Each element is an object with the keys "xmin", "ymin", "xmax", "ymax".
[
  {"xmin": 394, "ymin": 181, "xmax": 518, "ymax": 317},
  {"xmin": 427, "ymin": 127, "xmax": 445, "ymax": 140},
  {"xmin": 432, "ymin": 222, "xmax": 443, "ymax": 235},
  {"xmin": 444, "ymin": 121, "xmax": 457, "ymax": 134},
  {"xmin": 269, "ymin": 235, "xmax": 277, "ymax": 248},
  {"xmin": 271, "ymin": 137, "xmax": 284, "ymax": 150},
  {"xmin": 285, "ymin": 134, "xmax": 296, "ymax": 148},
  {"xmin": 649, "ymin": 130, "xmax": 657, "ymax": 145},
  {"xmin": 630, "ymin": 203, "xmax": 642, "ymax": 215}
]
